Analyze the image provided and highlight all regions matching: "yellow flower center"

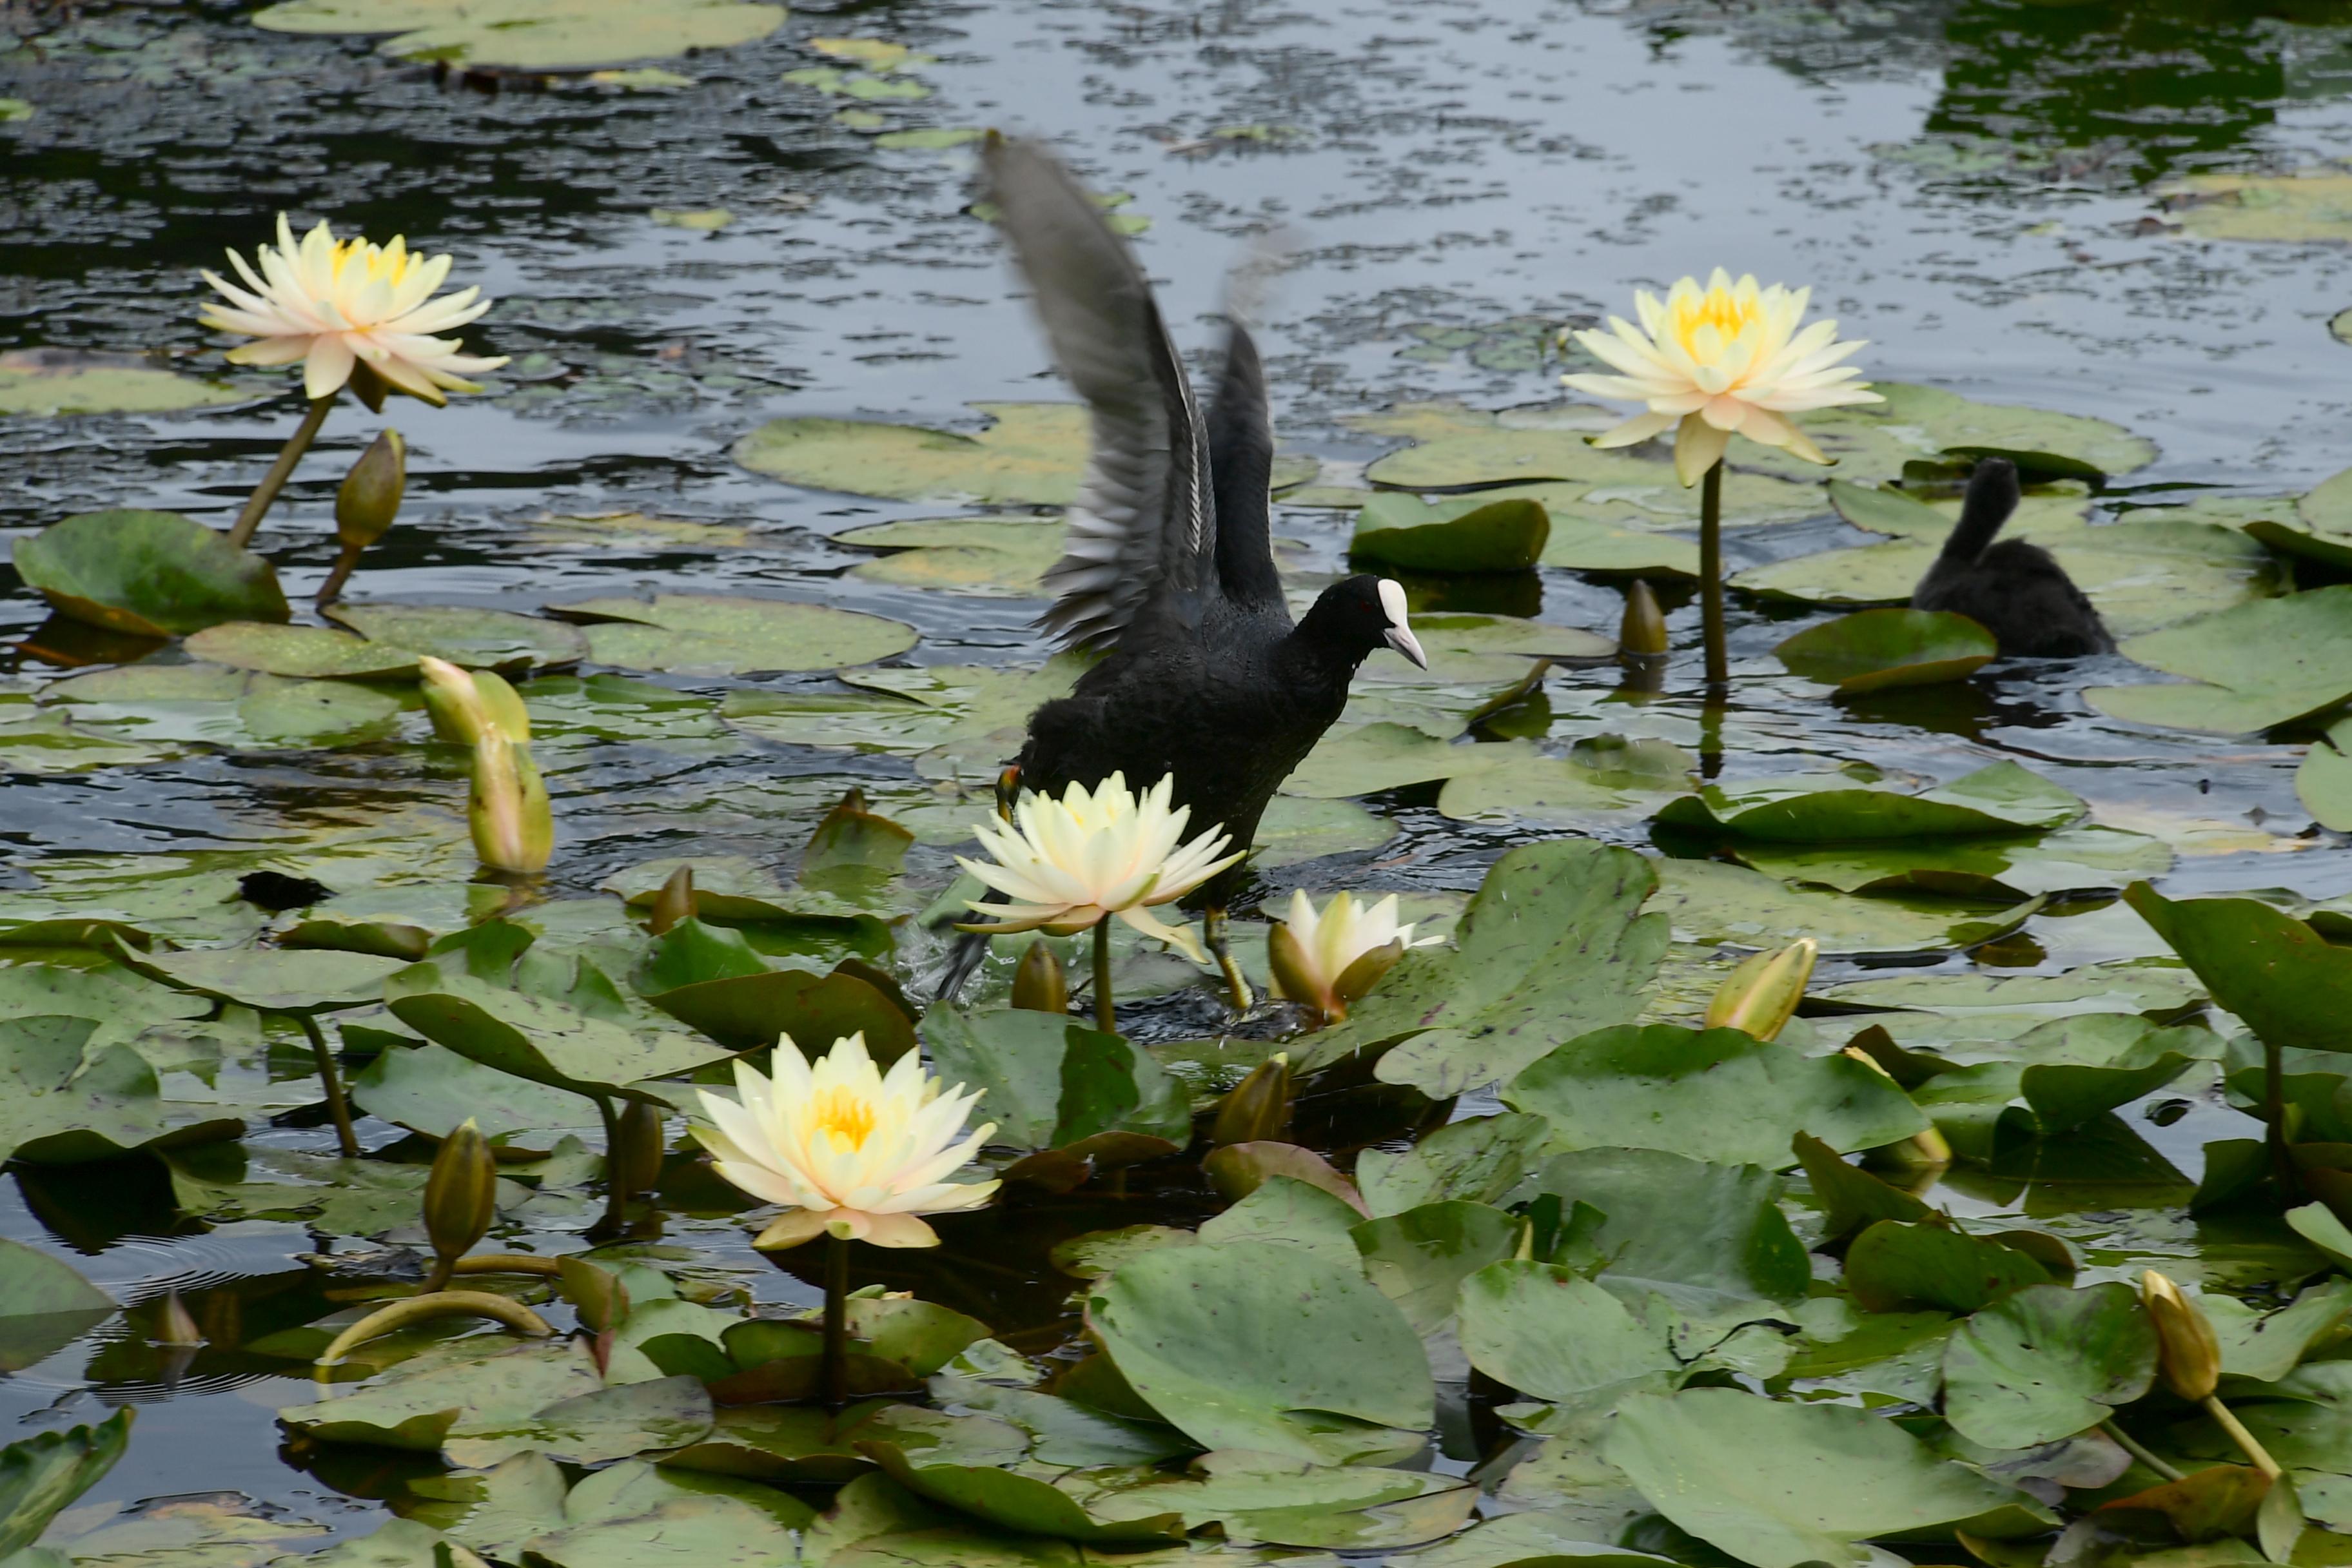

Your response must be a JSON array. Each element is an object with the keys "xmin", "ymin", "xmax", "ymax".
[
  {"xmin": 812, "ymin": 1087, "xmax": 877, "ymax": 1149},
  {"xmin": 1668, "ymin": 287, "xmax": 1759, "ymax": 358},
  {"xmin": 329, "ymin": 236, "xmax": 422, "ymax": 287}
]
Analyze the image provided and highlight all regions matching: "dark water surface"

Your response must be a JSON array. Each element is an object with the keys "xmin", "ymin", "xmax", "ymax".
[{"xmin": 8, "ymin": 0, "xmax": 2352, "ymax": 1536}]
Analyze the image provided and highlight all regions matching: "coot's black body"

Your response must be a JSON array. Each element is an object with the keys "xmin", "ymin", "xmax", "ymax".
[
  {"xmin": 979, "ymin": 135, "xmax": 1424, "ymax": 981},
  {"xmin": 1911, "ymin": 457, "xmax": 2115, "ymax": 658}
]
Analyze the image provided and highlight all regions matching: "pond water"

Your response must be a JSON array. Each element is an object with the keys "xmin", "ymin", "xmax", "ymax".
[{"xmin": 9, "ymin": 0, "xmax": 2352, "ymax": 1559}]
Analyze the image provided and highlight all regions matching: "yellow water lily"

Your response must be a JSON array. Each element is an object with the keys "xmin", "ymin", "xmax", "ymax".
[
  {"xmin": 957, "ymin": 772, "xmax": 1242, "ymax": 962},
  {"xmin": 200, "ymin": 215, "xmax": 507, "ymax": 405},
  {"xmin": 1268, "ymin": 889, "xmax": 1439, "ymax": 1023},
  {"xmin": 1562, "ymin": 268, "xmax": 1880, "ymax": 485},
  {"xmin": 694, "ymin": 1034, "xmax": 998, "ymax": 1250}
]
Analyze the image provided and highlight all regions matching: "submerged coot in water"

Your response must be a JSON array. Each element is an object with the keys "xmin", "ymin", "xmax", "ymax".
[
  {"xmin": 1911, "ymin": 456, "xmax": 2114, "ymax": 658},
  {"xmin": 976, "ymin": 135, "xmax": 1427, "ymax": 1003}
]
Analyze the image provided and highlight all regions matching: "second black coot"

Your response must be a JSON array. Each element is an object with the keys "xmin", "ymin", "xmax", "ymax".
[
  {"xmin": 978, "ymin": 135, "xmax": 1428, "ymax": 1004},
  {"xmin": 1911, "ymin": 456, "xmax": 2114, "ymax": 658}
]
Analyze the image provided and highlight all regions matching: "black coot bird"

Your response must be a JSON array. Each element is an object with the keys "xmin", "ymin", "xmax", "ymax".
[
  {"xmin": 976, "ymin": 134, "xmax": 1427, "ymax": 1005},
  {"xmin": 1910, "ymin": 456, "xmax": 2114, "ymax": 658}
]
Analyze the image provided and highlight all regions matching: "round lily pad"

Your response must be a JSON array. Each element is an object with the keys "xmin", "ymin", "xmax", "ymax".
[
  {"xmin": 1349, "ymin": 495, "xmax": 1549, "ymax": 573},
  {"xmin": 0, "ymin": 349, "xmax": 244, "ymax": 416},
  {"xmin": 734, "ymin": 403, "xmax": 1087, "ymax": 505},
  {"xmin": 251, "ymin": 0, "xmax": 787, "ymax": 71},
  {"xmin": 2088, "ymin": 587, "xmax": 2352, "ymax": 736},
  {"xmin": 1774, "ymin": 609, "xmax": 1997, "ymax": 693},
  {"xmin": 2158, "ymin": 170, "xmax": 2352, "ymax": 243},
  {"xmin": 834, "ymin": 516, "xmax": 1061, "ymax": 595},
  {"xmin": 14, "ymin": 511, "xmax": 290, "ymax": 638},
  {"xmin": 549, "ymin": 593, "xmax": 917, "ymax": 674},
  {"xmin": 324, "ymin": 603, "xmax": 587, "ymax": 672},
  {"xmin": 41, "ymin": 664, "xmax": 407, "ymax": 750},
  {"xmin": 2255, "ymin": 466, "xmax": 2352, "ymax": 573},
  {"xmin": 120, "ymin": 943, "xmax": 411, "ymax": 1014},
  {"xmin": 185, "ymin": 622, "xmax": 422, "ymax": 680}
]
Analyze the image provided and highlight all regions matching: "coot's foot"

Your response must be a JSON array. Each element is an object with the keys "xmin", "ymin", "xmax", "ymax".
[{"xmin": 1205, "ymin": 906, "xmax": 1254, "ymax": 1011}]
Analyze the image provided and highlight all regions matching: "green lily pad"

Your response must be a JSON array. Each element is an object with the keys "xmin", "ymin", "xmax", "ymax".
[
  {"xmin": 719, "ymin": 659, "xmax": 1078, "ymax": 776},
  {"xmin": 0, "ymin": 1237, "xmax": 113, "ymax": 1371},
  {"xmin": 1657, "ymin": 761, "xmax": 2082, "ymax": 841},
  {"xmin": 1775, "ymin": 609, "xmax": 1998, "ymax": 693},
  {"xmin": 1078, "ymin": 1451, "xmax": 1478, "ymax": 1551},
  {"xmin": 442, "ymin": 1374, "xmax": 715, "ymax": 1468},
  {"xmin": 349, "ymin": 1041, "xmax": 589, "ymax": 1139},
  {"xmin": 325, "ymin": 603, "xmax": 589, "ymax": 673},
  {"xmin": 1649, "ymin": 858, "xmax": 2032, "ymax": 954},
  {"xmin": 250, "ymin": 0, "xmax": 787, "ymax": 70},
  {"xmin": 1200, "ymin": 1177, "xmax": 1364, "ymax": 1265},
  {"xmin": 2157, "ymin": 170, "xmax": 2352, "ymax": 242},
  {"xmin": 1456, "ymin": 1260, "xmax": 1680, "ymax": 1411},
  {"xmin": 1783, "ymin": 382, "xmax": 2155, "ymax": 484},
  {"xmin": 1843, "ymin": 1220, "xmax": 2055, "ymax": 1314},
  {"xmin": 1531, "ymin": 1148, "xmax": 1810, "ymax": 1329},
  {"xmin": 858, "ymin": 1444, "xmax": 1182, "ymax": 1545},
  {"xmin": 279, "ymin": 1338, "xmax": 601, "ymax": 1452},
  {"xmin": 2298, "ymin": 716, "xmax": 2352, "ymax": 830},
  {"xmin": 0, "ymin": 1017, "xmax": 237, "ymax": 1168},
  {"xmin": 1350, "ymin": 1200, "xmax": 1523, "ymax": 1333},
  {"xmin": 835, "ymin": 516, "xmax": 1061, "ymax": 595},
  {"xmin": 41, "ymin": 664, "xmax": 407, "ymax": 750},
  {"xmin": 2089, "ymin": 588, "xmax": 2352, "ymax": 735},
  {"xmin": 0, "ymin": 694, "xmax": 182, "ymax": 775},
  {"xmin": 1941, "ymin": 1282, "xmax": 2157, "ymax": 1449},
  {"xmin": 1504, "ymin": 1024, "xmax": 1930, "ymax": 1167},
  {"xmin": 2206, "ymin": 1279, "xmax": 2352, "ymax": 1382},
  {"xmin": 1349, "ymin": 494, "xmax": 1550, "ymax": 573},
  {"xmin": 13, "ymin": 511, "xmax": 289, "ymax": 638},
  {"xmin": 0, "ymin": 1409, "xmax": 133, "ymax": 1558},
  {"xmin": 734, "ymin": 404, "xmax": 1090, "ymax": 505},
  {"xmin": 168, "ymin": 1141, "xmax": 492, "ymax": 1235},
  {"xmin": 0, "ymin": 349, "xmax": 242, "ymax": 416},
  {"xmin": 1728, "ymin": 823, "xmax": 2171, "ymax": 902},
  {"xmin": 2125, "ymin": 884, "xmax": 2352, "ymax": 1059},
  {"xmin": 922, "ymin": 1006, "xmax": 1190, "ymax": 1152},
  {"xmin": 182, "ymin": 623, "xmax": 422, "ymax": 680},
  {"xmin": 2249, "ymin": 466, "xmax": 2352, "ymax": 573},
  {"xmin": 662, "ymin": 1402, "xmax": 1026, "ymax": 1484},
  {"xmin": 549, "ymin": 593, "xmax": 917, "ymax": 675},
  {"xmin": 1605, "ymin": 1388, "xmax": 2026, "ymax": 1568},
  {"xmin": 119, "ymin": 943, "xmax": 408, "ymax": 1014},
  {"xmin": 1355, "ymin": 1113, "xmax": 1551, "ymax": 1217},
  {"xmin": 1088, "ymin": 1240, "xmax": 1433, "ymax": 1465},
  {"xmin": 1301, "ymin": 838, "xmax": 1668, "ymax": 1096}
]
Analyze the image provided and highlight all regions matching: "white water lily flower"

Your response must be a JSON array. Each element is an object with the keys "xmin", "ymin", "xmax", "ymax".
[
  {"xmin": 1268, "ymin": 889, "xmax": 1440, "ymax": 1022},
  {"xmin": 957, "ymin": 772, "xmax": 1242, "ymax": 963},
  {"xmin": 199, "ymin": 215, "xmax": 508, "ymax": 406},
  {"xmin": 693, "ymin": 1033, "xmax": 999, "ymax": 1250},
  {"xmin": 1562, "ymin": 268, "xmax": 1880, "ymax": 486}
]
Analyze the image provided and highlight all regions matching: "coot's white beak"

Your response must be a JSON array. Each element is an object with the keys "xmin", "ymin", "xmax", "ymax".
[{"xmin": 1377, "ymin": 580, "xmax": 1428, "ymax": 669}]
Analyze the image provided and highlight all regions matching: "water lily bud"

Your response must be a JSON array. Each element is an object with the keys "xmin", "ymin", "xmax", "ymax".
[
  {"xmin": 1705, "ymin": 938, "xmax": 1818, "ymax": 1042},
  {"xmin": 1012, "ymin": 939, "xmax": 1068, "ymax": 1014},
  {"xmin": 611, "ymin": 1100, "xmax": 666, "ymax": 1200},
  {"xmin": 154, "ymin": 1290, "xmax": 205, "ymax": 1348},
  {"xmin": 426, "ymin": 1119, "xmax": 498, "ymax": 1269},
  {"xmin": 417, "ymin": 656, "xmax": 531, "ymax": 745},
  {"xmin": 1268, "ymin": 890, "xmax": 1434, "ymax": 1025},
  {"xmin": 1844, "ymin": 1047, "xmax": 1954, "ymax": 1166},
  {"xmin": 1620, "ymin": 580, "xmax": 1669, "ymax": 658},
  {"xmin": 335, "ymin": 429, "xmax": 406, "ymax": 549},
  {"xmin": 647, "ymin": 866, "xmax": 696, "ymax": 936},
  {"xmin": 469, "ymin": 732, "xmax": 553, "ymax": 874},
  {"xmin": 1210, "ymin": 1053, "xmax": 1293, "ymax": 1148},
  {"xmin": 2141, "ymin": 1269, "xmax": 2221, "ymax": 1400}
]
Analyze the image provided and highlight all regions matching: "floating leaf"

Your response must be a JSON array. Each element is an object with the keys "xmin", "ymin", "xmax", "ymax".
[
  {"xmin": 119, "ymin": 943, "xmax": 409, "ymax": 1014},
  {"xmin": 1844, "ymin": 1220, "xmax": 2054, "ymax": 1314},
  {"xmin": 279, "ymin": 1338, "xmax": 602, "ymax": 1452},
  {"xmin": 0, "ymin": 1237, "xmax": 114, "ymax": 1371},
  {"xmin": 1605, "ymin": 1389, "xmax": 2026, "ymax": 1568},
  {"xmin": 183, "ymin": 622, "xmax": 422, "ymax": 680},
  {"xmin": 1200, "ymin": 1177, "xmax": 1365, "ymax": 1266},
  {"xmin": 0, "ymin": 349, "xmax": 242, "ymax": 416},
  {"xmin": 13, "ymin": 510, "xmax": 289, "ymax": 638},
  {"xmin": 250, "ymin": 0, "xmax": 787, "ymax": 70},
  {"xmin": 1351, "ymin": 1201, "xmax": 1522, "ymax": 1333},
  {"xmin": 551, "ymin": 593, "xmax": 917, "ymax": 674},
  {"xmin": 858, "ymin": 1444, "xmax": 1182, "ymax": 1545},
  {"xmin": 41, "ymin": 663, "xmax": 407, "ymax": 750},
  {"xmin": 1774, "ymin": 609, "xmax": 1997, "ymax": 693},
  {"xmin": 2125, "ymin": 884, "xmax": 2352, "ymax": 1058},
  {"xmin": 650, "ymin": 207, "xmax": 734, "ymax": 231},
  {"xmin": 719, "ymin": 661, "xmax": 1079, "ymax": 778},
  {"xmin": 349, "ymin": 1041, "xmax": 588, "ymax": 1141},
  {"xmin": 0, "ymin": 694, "xmax": 182, "ymax": 775},
  {"xmin": 835, "ymin": 516, "xmax": 1061, "ymax": 595},
  {"xmin": 1531, "ymin": 1149, "xmax": 1810, "ymax": 1329},
  {"xmin": 1355, "ymin": 1113, "xmax": 1551, "ymax": 1217},
  {"xmin": 917, "ymin": 1007, "xmax": 1188, "ymax": 1152},
  {"xmin": 1456, "ymin": 1260, "xmax": 1680, "ymax": 1410},
  {"xmin": 0, "ymin": 1409, "xmax": 133, "ymax": 1557},
  {"xmin": 443, "ymin": 1375, "xmax": 714, "ymax": 1467},
  {"xmin": 1349, "ymin": 494, "xmax": 1550, "ymax": 573},
  {"xmin": 1079, "ymin": 1451, "xmax": 1477, "ymax": 1551},
  {"xmin": 1505, "ymin": 1024, "xmax": 1930, "ymax": 1167},
  {"xmin": 1728, "ymin": 824, "xmax": 2171, "ymax": 902},
  {"xmin": 1649, "ymin": 859, "xmax": 2030, "ymax": 954},
  {"xmin": 2158, "ymin": 170, "xmax": 2352, "ymax": 243},
  {"xmin": 1088, "ymin": 1240, "xmax": 1433, "ymax": 1465},
  {"xmin": 1941, "ymin": 1282, "xmax": 2157, "ymax": 1449},
  {"xmin": 326, "ymin": 603, "xmax": 588, "ymax": 674},
  {"xmin": 0, "ymin": 1017, "xmax": 236, "ymax": 1168},
  {"xmin": 2298, "ymin": 716, "xmax": 2352, "ymax": 831},
  {"xmin": 734, "ymin": 404, "xmax": 1088, "ymax": 505},
  {"xmin": 2090, "ymin": 588, "xmax": 2352, "ymax": 735},
  {"xmin": 1300, "ymin": 839, "xmax": 1667, "ymax": 1097},
  {"xmin": 1656, "ymin": 762, "xmax": 2082, "ymax": 841}
]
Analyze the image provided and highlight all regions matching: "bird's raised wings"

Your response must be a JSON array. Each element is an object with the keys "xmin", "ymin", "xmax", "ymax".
[{"xmin": 979, "ymin": 134, "xmax": 1213, "ymax": 652}]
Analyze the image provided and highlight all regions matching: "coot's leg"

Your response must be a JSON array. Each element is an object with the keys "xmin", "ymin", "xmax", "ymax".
[
  {"xmin": 934, "ymin": 930, "xmax": 992, "ymax": 1003},
  {"xmin": 1205, "ymin": 906, "xmax": 1254, "ymax": 1010}
]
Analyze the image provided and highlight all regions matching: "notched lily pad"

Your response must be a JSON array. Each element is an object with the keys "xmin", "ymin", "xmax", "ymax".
[
  {"xmin": 251, "ymin": 0, "xmax": 787, "ymax": 71},
  {"xmin": 184, "ymin": 623, "xmax": 422, "ymax": 680},
  {"xmin": 0, "ymin": 349, "xmax": 244, "ymax": 416},
  {"xmin": 14, "ymin": 511, "xmax": 290, "ymax": 638},
  {"xmin": 326, "ymin": 603, "xmax": 589, "ymax": 674},
  {"xmin": 1349, "ymin": 493, "xmax": 1550, "ymax": 573},
  {"xmin": 1775, "ymin": 609, "xmax": 1997, "ymax": 693},
  {"xmin": 549, "ymin": 593, "xmax": 918, "ymax": 674},
  {"xmin": 834, "ymin": 516, "xmax": 1061, "ymax": 595},
  {"xmin": 734, "ymin": 404, "xmax": 1088, "ymax": 505},
  {"xmin": 1656, "ymin": 761, "xmax": 2083, "ymax": 842}
]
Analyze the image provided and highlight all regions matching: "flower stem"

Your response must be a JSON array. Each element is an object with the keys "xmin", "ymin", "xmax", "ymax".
[
  {"xmin": 592, "ymin": 1094, "xmax": 627, "ymax": 1239},
  {"xmin": 2101, "ymin": 1420, "xmax": 2186, "ymax": 1484},
  {"xmin": 2204, "ymin": 1393, "xmax": 2284, "ymax": 1479},
  {"xmin": 1699, "ymin": 459, "xmax": 1727, "ymax": 689},
  {"xmin": 1093, "ymin": 915, "xmax": 1115, "ymax": 1034},
  {"xmin": 226, "ymin": 393, "xmax": 337, "ymax": 549},
  {"xmin": 297, "ymin": 1014, "xmax": 359, "ymax": 1158},
  {"xmin": 2266, "ymin": 1037, "xmax": 2301, "ymax": 1202},
  {"xmin": 823, "ymin": 1231, "xmax": 851, "ymax": 1412},
  {"xmin": 315, "ymin": 541, "xmax": 365, "ymax": 608}
]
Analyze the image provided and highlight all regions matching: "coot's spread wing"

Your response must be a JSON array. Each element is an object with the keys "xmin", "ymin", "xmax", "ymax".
[
  {"xmin": 1208, "ymin": 320, "xmax": 1284, "ymax": 611},
  {"xmin": 981, "ymin": 135, "xmax": 1212, "ymax": 653}
]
